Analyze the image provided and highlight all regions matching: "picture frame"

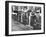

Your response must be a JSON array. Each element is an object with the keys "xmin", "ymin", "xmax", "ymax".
[{"xmin": 5, "ymin": 1, "xmax": 45, "ymax": 36}]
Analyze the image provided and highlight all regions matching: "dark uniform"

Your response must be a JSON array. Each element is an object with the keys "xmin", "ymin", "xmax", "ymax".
[
  {"xmin": 23, "ymin": 13, "xmax": 29, "ymax": 25},
  {"xmin": 31, "ymin": 15, "xmax": 41, "ymax": 30}
]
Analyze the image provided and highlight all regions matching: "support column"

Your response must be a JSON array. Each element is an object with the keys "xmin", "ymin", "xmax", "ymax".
[
  {"xmin": 18, "ymin": 13, "xmax": 19, "ymax": 21},
  {"xmin": 29, "ymin": 12, "xmax": 32, "ymax": 26},
  {"xmin": 21, "ymin": 13, "xmax": 23, "ymax": 22}
]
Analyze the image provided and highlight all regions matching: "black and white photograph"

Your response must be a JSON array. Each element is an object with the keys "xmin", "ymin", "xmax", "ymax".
[
  {"xmin": 12, "ymin": 5, "xmax": 41, "ymax": 31},
  {"xmin": 5, "ymin": 1, "xmax": 45, "ymax": 36}
]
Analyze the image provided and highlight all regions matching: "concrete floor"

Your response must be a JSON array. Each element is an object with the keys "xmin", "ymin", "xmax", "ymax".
[{"xmin": 12, "ymin": 19, "xmax": 33, "ymax": 31}]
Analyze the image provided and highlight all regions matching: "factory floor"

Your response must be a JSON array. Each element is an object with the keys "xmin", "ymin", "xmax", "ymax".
[{"xmin": 12, "ymin": 19, "xmax": 33, "ymax": 31}]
